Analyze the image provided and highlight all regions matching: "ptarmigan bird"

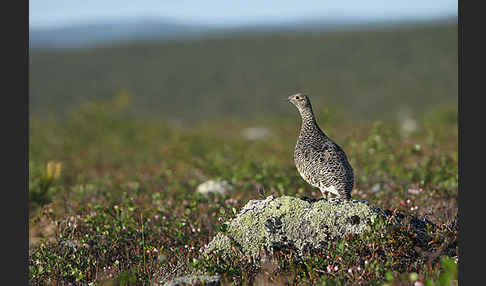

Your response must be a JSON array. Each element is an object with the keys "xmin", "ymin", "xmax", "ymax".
[{"xmin": 288, "ymin": 93, "xmax": 354, "ymax": 200}]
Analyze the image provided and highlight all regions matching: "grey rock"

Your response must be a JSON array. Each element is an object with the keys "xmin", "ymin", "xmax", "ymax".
[
  {"xmin": 397, "ymin": 108, "xmax": 420, "ymax": 136},
  {"xmin": 59, "ymin": 239, "xmax": 82, "ymax": 249},
  {"xmin": 242, "ymin": 127, "xmax": 271, "ymax": 141},
  {"xmin": 370, "ymin": 183, "xmax": 381, "ymax": 193},
  {"xmin": 163, "ymin": 274, "xmax": 221, "ymax": 286},
  {"xmin": 196, "ymin": 180, "xmax": 233, "ymax": 196},
  {"xmin": 205, "ymin": 195, "xmax": 383, "ymax": 258}
]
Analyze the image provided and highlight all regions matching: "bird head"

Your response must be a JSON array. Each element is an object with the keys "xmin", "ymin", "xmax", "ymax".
[{"xmin": 288, "ymin": 93, "xmax": 311, "ymax": 111}]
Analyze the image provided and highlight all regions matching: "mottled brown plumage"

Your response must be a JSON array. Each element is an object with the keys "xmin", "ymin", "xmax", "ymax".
[{"xmin": 288, "ymin": 93, "xmax": 354, "ymax": 200}]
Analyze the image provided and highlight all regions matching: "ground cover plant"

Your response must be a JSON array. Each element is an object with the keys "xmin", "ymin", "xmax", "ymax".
[{"xmin": 29, "ymin": 94, "xmax": 457, "ymax": 285}]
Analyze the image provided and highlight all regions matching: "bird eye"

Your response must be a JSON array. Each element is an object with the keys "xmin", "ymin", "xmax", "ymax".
[{"xmin": 295, "ymin": 95, "xmax": 301, "ymax": 100}]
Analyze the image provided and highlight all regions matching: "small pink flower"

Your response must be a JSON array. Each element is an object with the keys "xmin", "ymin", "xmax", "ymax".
[
  {"xmin": 152, "ymin": 248, "xmax": 158, "ymax": 253},
  {"xmin": 414, "ymin": 281, "xmax": 424, "ymax": 286},
  {"xmin": 408, "ymin": 188, "xmax": 423, "ymax": 195},
  {"xmin": 334, "ymin": 266, "xmax": 338, "ymax": 271},
  {"xmin": 348, "ymin": 268, "xmax": 353, "ymax": 274},
  {"xmin": 406, "ymin": 199, "xmax": 411, "ymax": 204}
]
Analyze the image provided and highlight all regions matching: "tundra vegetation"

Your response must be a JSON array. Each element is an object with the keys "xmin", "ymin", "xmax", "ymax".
[
  {"xmin": 29, "ymin": 22, "xmax": 457, "ymax": 285},
  {"xmin": 29, "ymin": 93, "xmax": 457, "ymax": 285}
]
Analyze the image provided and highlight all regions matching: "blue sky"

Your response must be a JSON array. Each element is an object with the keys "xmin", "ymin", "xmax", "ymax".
[{"xmin": 30, "ymin": 0, "xmax": 458, "ymax": 29}]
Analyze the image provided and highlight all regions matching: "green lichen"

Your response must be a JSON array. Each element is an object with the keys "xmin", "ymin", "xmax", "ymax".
[{"xmin": 205, "ymin": 196, "xmax": 382, "ymax": 258}]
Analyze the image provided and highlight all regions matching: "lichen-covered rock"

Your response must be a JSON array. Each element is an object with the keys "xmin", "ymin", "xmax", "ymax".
[{"xmin": 205, "ymin": 195, "xmax": 383, "ymax": 258}]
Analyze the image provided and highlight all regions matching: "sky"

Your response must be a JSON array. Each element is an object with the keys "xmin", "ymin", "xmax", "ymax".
[{"xmin": 30, "ymin": 0, "xmax": 458, "ymax": 29}]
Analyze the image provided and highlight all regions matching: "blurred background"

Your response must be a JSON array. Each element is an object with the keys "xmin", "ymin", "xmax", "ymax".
[
  {"xmin": 29, "ymin": 0, "xmax": 457, "ymax": 124},
  {"xmin": 29, "ymin": 0, "xmax": 458, "ymax": 201}
]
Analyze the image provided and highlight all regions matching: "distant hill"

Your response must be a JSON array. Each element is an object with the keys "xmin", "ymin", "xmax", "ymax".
[
  {"xmin": 29, "ymin": 19, "xmax": 212, "ymax": 49},
  {"xmin": 29, "ymin": 16, "xmax": 457, "ymax": 50},
  {"xmin": 29, "ymin": 21, "xmax": 457, "ymax": 122}
]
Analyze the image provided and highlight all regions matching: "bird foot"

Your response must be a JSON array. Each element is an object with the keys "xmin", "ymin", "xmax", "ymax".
[{"xmin": 321, "ymin": 192, "xmax": 329, "ymax": 201}]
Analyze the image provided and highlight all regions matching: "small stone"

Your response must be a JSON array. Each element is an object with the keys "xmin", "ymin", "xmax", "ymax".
[
  {"xmin": 242, "ymin": 127, "xmax": 271, "ymax": 141},
  {"xmin": 163, "ymin": 274, "xmax": 221, "ymax": 286},
  {"xmin": 196, "ymin": 180, "xmax": 233, "ymax": 196},
  {"xmin": 370, "ymin": 183, "xmax": 381, "ymax": 193}
]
